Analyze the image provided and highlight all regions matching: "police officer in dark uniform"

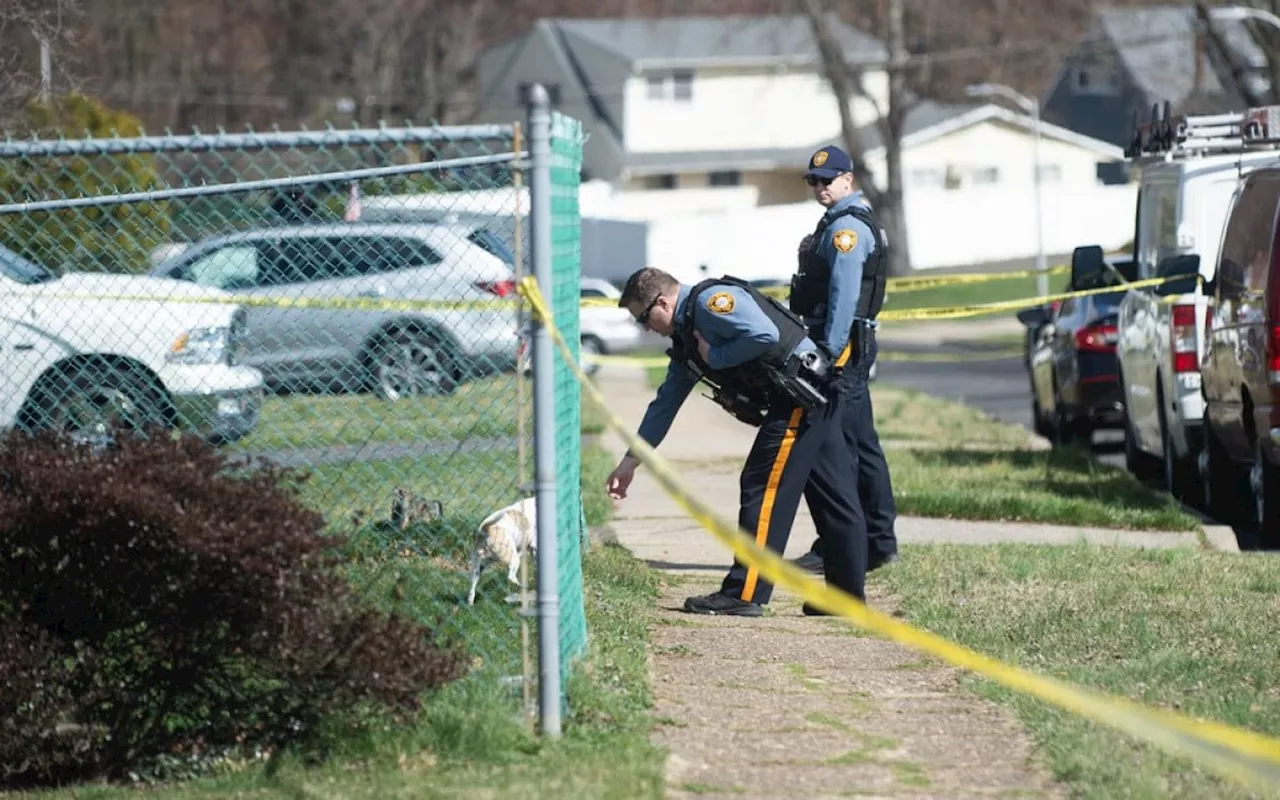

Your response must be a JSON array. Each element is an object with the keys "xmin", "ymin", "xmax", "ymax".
[
  {"xmin": 787, "ymin": 146, "xmax": 900, "ymax": 574},
  {"xmin": 605, "ymin": 267, "xmax": 867, "ymax": 617}
]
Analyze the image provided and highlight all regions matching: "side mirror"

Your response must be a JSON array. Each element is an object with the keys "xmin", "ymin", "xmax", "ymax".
[
  {"xmin": 1071, "ymin": 245, "xmax": 1106, "ymax": 289},
  {"xmin": 1016, "ymin": 306, "xmax": 1050, "ymax": 328}
]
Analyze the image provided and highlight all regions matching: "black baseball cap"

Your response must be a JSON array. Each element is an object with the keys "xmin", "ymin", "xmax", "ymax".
[{"xmin": 804, "ymin": 145, "xmax": 854, "ymax": 180}]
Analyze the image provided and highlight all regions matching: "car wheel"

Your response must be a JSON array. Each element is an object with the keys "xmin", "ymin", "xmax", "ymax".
[
  {"xmin": 580, "ymin": 335, "xmax": 605, "ymax": 377},
  {"xmin": 370, "ymin": 329, "xmax": 457, "ymax": 400},
  {"xmin": 1030, "ymin": 380, "xmax": 1052, "ymax": 438},
  {"xmin": 23, "ymin": 361, "xmax": 171, "ymax": 449},
  {"xmin": 1051, "ymin": 384, "xmax": 1082, "ymax": 447},
  {"xmin": 1158, "ymin": 399, "xmax": 1194, "ymax": 501},
  {"xmin": 1247, "ymin": 438, "xmax": 1280, "ymax": 550},
  {"xmin": 1201, "ymin": 422, "xmax": 1244, "ymax": 525}
]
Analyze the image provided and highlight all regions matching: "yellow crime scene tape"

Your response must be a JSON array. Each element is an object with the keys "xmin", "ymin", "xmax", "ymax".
[
  {"xmin": 5, "ymin": 265, "xmax": 1171, "ymax": 320},
  {"xmin": 514, "ymin": 274, "xmax": 1280, "ymax": 794}
]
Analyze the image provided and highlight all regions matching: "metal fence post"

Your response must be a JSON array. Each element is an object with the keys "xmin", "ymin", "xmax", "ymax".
[{"xmin": 527, "ymin": 83, "xmax": 561, "ymax": 738}]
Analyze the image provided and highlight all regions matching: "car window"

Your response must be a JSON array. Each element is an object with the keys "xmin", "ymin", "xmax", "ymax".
[
  {"xmin": 1218, "ymin": 172, "xmax": 1280, "ymax": 307},
  {"xmin": 332, "ymin": 236, "xmax": 441, "ymax": 276},
  {"xmin": 0, "ymin": 245, "xmax": 54, "ymax": 284},
  {"xmin": 466, "ymin": 229, "xmax": 515, "ymax": 265},
  {"xmin": 186, "ymin": 245, "xmax": 260, "ymax": 289},
  {"xmin": 581, "ymin": 288, "xmax": 608, "ymax": 298}
]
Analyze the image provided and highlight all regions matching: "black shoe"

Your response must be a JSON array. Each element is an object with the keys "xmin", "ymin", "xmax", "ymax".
[
  {"xmin": 790, "ymin": 550, "xmax": 825, "ymax": 575},
  {"xmin": 801, "ymin": 602, "xmax": 833, "ymax": 616},
  {"xmin": 683, "ymin": 592, "xmax": 764, "ymax": 617},
  {"xmin": 869, "ymin": 552, "xmax": 899, "ymax": 572}
]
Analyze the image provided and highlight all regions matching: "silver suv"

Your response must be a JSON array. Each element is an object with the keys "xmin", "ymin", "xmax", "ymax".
[{"xmin": 151, "ymin": 223, "xmax": 519, "ymax": 399}]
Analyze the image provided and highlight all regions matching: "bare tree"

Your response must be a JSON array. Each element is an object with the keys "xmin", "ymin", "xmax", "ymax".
[
  {"xmin": 0, "ymin": 0, "xmax": 79, "ymax": 123},
  {"xmin": 801, "ymin": 0, "xmax": 913, "ymax": 276}
]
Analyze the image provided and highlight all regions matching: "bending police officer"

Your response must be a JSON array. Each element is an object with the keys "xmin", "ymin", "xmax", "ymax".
[
  {"xmin": 788, "ymin": 146, "xmax": 900, "ymax": 574},
  {"xmin": 605, "ymin": 267, "xmax": 868, "ymax": 617}
]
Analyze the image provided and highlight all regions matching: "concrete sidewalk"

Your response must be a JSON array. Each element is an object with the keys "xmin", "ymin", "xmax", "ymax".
[
  {"xmin": 593, "ymin": 369, "xmax": 1091, "ymax": 799},
  {"xmin": 592, "ymin": 367, "xmax": 1235, "ymax": 569}
]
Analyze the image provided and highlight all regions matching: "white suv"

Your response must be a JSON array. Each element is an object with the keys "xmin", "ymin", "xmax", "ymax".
[{"xmin": 1, "ymin": 246, "xmax": 263, "ymax": 445}]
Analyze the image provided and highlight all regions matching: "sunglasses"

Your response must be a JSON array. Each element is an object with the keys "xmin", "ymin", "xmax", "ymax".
[
  {"xmin": 636, "ymin": 294, "xmax": 662, "ymax": 327},
  {"xmin": 805, "ymin": 175, "xmax": 836, "ymax": 187}
]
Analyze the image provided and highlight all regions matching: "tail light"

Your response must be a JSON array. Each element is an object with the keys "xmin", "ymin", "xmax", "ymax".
[
  {"xmin": 475, "ymin": 279, "xmax": 517, "ymax": 297},
  {"xmin": 1075, "ymin": 323, "xmax": 1117, "ymax": 352},
  {"xmin": 1171, "ymin": 304, "xmax": 1198, "ymax": 373}
]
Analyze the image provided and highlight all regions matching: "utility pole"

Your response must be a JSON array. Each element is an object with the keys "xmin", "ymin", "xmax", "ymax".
[{"xmin": 37, "ymin": 30, "xmax": 52, "ymax": 103}]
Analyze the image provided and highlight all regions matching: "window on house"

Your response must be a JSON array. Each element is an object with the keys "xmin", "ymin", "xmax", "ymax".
[
  {"xmin": 708, "ymin": 170, "xmax": 741, "ymax": 187},
  {"xmin": 1036, "ymin": 164, "xmax": 1062, "ymax": 183},
  {"xmin": 944, "ymin": 166, "xmax": 963, "ymax": 190},
  {"xmin": 645, "ymin": 71, "xmax": 695, "ymax": 102},
  {"xmin": 644, "ymin": 174, "xmax": 677, "ymax": 190},
  {"xmin": 672, "ymin": 70, "xmax": 694, "ymax": 101},
  {"xmin": 969, "ymin": 167, "xmax": 1000, "ymax": 185},
  {"xmin": 1072, "ymin": 64, "xmax": 1120, "ymax": 95},
  {"xmin": 908, "ymin": 168, "xmax": 945, "ymax": 189}
]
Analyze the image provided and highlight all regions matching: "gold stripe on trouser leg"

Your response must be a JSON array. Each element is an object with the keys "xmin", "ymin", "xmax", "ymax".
[{"xmin": 741, "ymin": 407, "xmax": 805, "ymax": 602}]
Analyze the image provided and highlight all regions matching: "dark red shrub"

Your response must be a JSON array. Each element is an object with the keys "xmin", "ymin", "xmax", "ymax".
[{"xmin": 0, "ymin": 431, "xmax": 467, "ymax": 788}]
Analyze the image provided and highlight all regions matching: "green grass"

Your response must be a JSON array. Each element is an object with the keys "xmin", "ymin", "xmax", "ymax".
[
  {"xmin": 879, "ymin": 544, "xmax": 1280, "ymax": 799},
  {"xmin": 230, "ymin": 376, "xmax": 605, "ymax": 453},
  {"xmin": 880, "ymin": 270, "xmax": 1061, "ymax": 319},
  {"xmin": 874, "ymin": 385, "xmax": 1030, "ymax": 448},
  {"xmin": 28, "ymin": 539, "xmax": 663, "ymax": 799},
  {"xmin": 885, "ymin": 445, "xmax": 1200, "ymax": 532}
]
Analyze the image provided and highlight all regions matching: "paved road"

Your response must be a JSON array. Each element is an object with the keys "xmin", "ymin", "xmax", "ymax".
[{"xmin": 875, "ymin": 343, "xmax": 1125, "ymax": 466}]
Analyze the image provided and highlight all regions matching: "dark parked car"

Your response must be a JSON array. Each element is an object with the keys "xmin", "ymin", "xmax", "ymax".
[
  {"xmin": 1020, "ymin": 246, "xmax": 1134, "ymax": 444},
  {"xmin": 1200, "ymin": 166, "xmax": 1280, "ymax": 547}
]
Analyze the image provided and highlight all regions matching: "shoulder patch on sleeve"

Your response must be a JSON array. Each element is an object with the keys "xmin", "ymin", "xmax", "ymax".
[
  {"xmin": 705, "ymin": 291, "xmax": 736, "ymax": 314},
  {"xmin": 832, "ymin": 229, "xmax": 858, "ymax": 253}
]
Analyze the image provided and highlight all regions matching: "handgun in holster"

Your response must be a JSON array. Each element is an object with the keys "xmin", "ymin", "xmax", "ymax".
[{"xmin": 771, "ymin": 348, "xmax": 832, "ymax": 411}]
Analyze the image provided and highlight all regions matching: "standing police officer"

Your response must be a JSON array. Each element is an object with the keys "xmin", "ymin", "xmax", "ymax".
[
  {"xmin": 605, "ymin": 267, "xmax": 867, "ymax": 617},
  {"xmin": 787, "ymin": 145, "xmax": 900, "ymax": 574}
]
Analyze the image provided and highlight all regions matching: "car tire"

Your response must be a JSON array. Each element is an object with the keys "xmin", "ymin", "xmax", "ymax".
[
  {"xmin": 1123, "ymin": 409, "xmax": 1159, "ymax": 482},
  {"xmin": 1247, "ymin": 438, "xmax": 1280, "ymax": 550},
  {"xmin": 1158, "ymin": 397, "xmax": 1195, "ymax": 501},
  {"xmin": 1030, "ymin": 380, "xmax": 1052, "ymax": 439},
  {"xmin": 22, "ymin": 360, "xmax": 172, "ymax": 449},
  {"xmin": 580, "ymin": 335, "xmax": 605, "ymax": 377},
  {"xmin": 1052, "ymin": 384, "xmax": 1086, "ymax": 447},
  {"xmin": 1201, "ymin": 421, "xmax": 1245, "ymax": 525},
  {"xmin": 369, "ymin": 329, "xmax": 458, "ymax": 400}
]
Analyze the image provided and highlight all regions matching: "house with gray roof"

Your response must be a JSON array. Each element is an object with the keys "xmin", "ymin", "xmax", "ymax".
[
  {"xmin": 1041, "ymin": 5, "xmax": 1274, "ymax": 150},
  {"xmin": 473, "ymin": 14, "xmax": 891, "ymax": 200},
  {"xmin": 471, "ymin": 12, "xmax": 1133, "ymax": 274}
]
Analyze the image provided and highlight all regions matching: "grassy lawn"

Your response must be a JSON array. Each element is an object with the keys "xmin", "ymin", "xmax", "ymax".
[
  {"xmin": 230, "ymin": 376, "xmax": 606, "ymax": 453},
  {"xmin": 878, "ymin": 544, "xmax": 1280, "ymax": 799},
  {"xmin": 20, "ymin": 446, "xmax": 663, "ymax": 799},
  {"xmin": 886, "ymin": 446, "xmax": 1198, "ymax": 531},
  {"xmin": 881, "ymin": 270, "xmax": 1063, "ymax": 318}
]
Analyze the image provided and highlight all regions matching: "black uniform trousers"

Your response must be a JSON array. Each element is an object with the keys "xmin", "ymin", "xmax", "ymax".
[
  {"xmin": 718, "ymin": 389, "xmax": 868, "ymax": 606},
  {"xmin": 806, "ymin": 326, "xmax": 898, "ymax": 563}
]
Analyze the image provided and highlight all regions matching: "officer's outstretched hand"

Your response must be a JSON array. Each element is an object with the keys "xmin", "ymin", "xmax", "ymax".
[{"xmin": 606, "ymin": 455, "xmax": 640, "ymax": 500}]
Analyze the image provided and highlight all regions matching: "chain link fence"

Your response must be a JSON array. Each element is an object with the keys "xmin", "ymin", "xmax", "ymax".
[{"xmin": 0, "ymin": 108, "xmax": 589, "ymax": 733}]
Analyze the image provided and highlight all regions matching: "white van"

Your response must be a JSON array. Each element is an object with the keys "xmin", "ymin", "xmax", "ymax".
[{"xmin": 1108, "ymin": 106, "xmax": 1280, "ymax": 500}]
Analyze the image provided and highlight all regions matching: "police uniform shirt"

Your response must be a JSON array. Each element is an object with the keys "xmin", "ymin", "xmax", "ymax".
[
  {"xmin": 813, "ymin": 191, "xmax": 878, "ymax": 360},
  {"xmin": 636, "ymin": 282, "xmax": 818, "ymax": 448}
]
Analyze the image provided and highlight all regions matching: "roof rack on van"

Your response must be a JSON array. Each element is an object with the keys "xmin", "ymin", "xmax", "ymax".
[{"xmin": 1124, "ymin": 101, "xmax": 1280, "ymax": 160}]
